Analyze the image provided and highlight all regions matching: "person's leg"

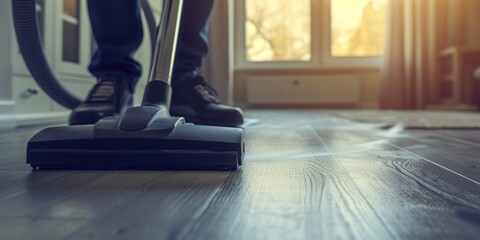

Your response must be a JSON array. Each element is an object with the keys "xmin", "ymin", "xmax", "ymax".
[
  {"xmin": 171, "ymin": 0, "xmax": 214, "ymax": 87},
  {"xmin": 69, "ymin": 0, "xmax": 143, "ymax": 125},
  {"xmin": 171, "ymin": 0, "xmax": 244, "ymax": 126},
  {"xmin": 88, "ymin": 0, "xmax": 143, "ymax": 92}
]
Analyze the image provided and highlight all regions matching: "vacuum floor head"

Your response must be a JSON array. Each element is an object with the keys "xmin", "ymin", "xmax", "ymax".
[{"xmin": 27, "ymin": 107, "xmax": 244, "ymax": 170}]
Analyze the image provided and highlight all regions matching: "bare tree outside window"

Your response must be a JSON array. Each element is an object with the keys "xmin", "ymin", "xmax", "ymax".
[
  {"xmin": 246, "ymin": 0, "xmax": 311, "ymax": 62},
  {"xmin": 332, "ymin": 0, "xmax": 387, "ymax": 57},
  {"xmin": 245, "ymin": 0, "xmax": 387, "ymax": 62}
]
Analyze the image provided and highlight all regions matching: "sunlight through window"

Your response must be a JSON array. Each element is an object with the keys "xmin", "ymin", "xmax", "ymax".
[
  {"xmin": 246, "ymin": 0, "xmax": 311, "ymax": 62},
  {"xmin": 245, "ymin": 0, "xmax": 388, "ymax": 63},
  {"xmin": 331, "ymin": 0, "xmax": 388, "ymax": 57}
]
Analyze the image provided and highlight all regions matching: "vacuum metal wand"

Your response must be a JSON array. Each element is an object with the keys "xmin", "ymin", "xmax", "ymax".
[{"xmin": 148, "ymin": 0, "xmax": 184, "ymax": 85}]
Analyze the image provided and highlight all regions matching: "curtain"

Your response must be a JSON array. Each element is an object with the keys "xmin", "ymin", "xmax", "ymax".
[
  {"xmin": 379, "ymin": 0, "xmax": 480, "ymax": 109},
  {"xmin": 380, "ymin": 0, "xmax": 438, "ymax": 109}
]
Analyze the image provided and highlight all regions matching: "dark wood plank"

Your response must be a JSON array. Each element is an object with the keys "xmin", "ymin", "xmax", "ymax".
[
  {"xmin": 0, "ymin": 127, "xmax": 39, "ymax": 171},
  {"xmin": 176, "ymin": 117, "xmax": 480, "ymax": 240},
  {"xmin": 337, "ymin": 147, "xmax": 480, "ymax": 238},
  {"xmin": 0, "ymin": 218, "xmax": 89, "ymax": 240},
  {"xmin": 65, "ymin": 171, "xmax": 230, "ymax": 240},
  {"xmin": 1, "ymin": 110, "xmax": 480, "ymax": 240},
  {"xmin": 319, "ymin": 127, "xmax": 480, "ymax": 237},
  {"xmin": 0, "ymin": 170, "xmax": 231, "ymax": 240},
  {"xmin": 0, "ymin": 170, "xmax": 74, "ymax": 201},
  {"xmin": 386, "ymin": 130, "xmax": 480, "ymax": 184},
  {"xmin": 437, "ymin": 130, "xmax": 480, "ymax": 146},
  {"xmin": 0, "ymin": 128, "xmax": 232, "ymax": 239}
]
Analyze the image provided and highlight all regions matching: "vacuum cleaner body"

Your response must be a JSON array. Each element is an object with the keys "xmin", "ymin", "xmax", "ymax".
[{"xmin": 20, "ymin": 0, "xmax": 245, "ymax": 170}]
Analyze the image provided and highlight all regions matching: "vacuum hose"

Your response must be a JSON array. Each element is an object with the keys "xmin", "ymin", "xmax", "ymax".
[{"xmin": 11, "ymin": 0, "xmax": 158, "ymax": 110}]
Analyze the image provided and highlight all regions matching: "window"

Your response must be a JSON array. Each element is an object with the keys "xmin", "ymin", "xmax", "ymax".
[
  {"xmin": 246, "ymin": 0, "xmax": 311, "ymax": 62},
  {"xmin": 331, "ymin": 0, "xmax": 387, "ymax": 57},
  {"xmin": 237, "ymin": 0, "xmax": 388, "ymax": 69}
]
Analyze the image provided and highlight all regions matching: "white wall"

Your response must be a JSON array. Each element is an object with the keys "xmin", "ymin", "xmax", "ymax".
[
  {"xmin": 0, "ymin": 1, "xmax": 16, "ymax": 128},
  {"xmin": 0, "ymin": 0, "xmax": 13, "ymax": 101}
]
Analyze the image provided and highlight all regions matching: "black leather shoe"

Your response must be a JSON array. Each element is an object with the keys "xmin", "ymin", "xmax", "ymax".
[
  {"xmin": 69, "ymin": 74, "xmax": 133, "ymax": 125},
  {"xmin": 170, "ymin": 76, "xmax": 244, "ymax": 127}
]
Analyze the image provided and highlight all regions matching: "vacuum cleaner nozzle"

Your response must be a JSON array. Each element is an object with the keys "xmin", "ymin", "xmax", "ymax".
[{"xmin": 27, "ymin": 105, "xmax": 244, "ymax": 170}]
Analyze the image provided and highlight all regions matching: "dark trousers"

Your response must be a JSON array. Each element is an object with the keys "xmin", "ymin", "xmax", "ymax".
[{"xmin": 87, "ymin": 0, "xmax": 215, "ymax": 92}]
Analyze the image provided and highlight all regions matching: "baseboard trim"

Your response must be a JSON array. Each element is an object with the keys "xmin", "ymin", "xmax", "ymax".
[
  {"xmin": 15, "ymin": 112, "xmax": 69, "ymax": 127},
  {"xmin": 0, "ymin": 101, "xmax": 16, "ymax": 129},
  {"xmin": 358, "ymin": 102, "xmax": 380, "ymax": 109}
]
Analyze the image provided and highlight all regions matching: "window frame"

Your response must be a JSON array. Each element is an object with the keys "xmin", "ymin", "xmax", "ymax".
[{"xmin": 234, "ymin": 0, "xmax": 384, "ymax": 70}]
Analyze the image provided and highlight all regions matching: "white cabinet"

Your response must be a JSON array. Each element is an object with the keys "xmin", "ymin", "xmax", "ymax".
[
  {"xmin": 12, "ymin": 76, "xmax": 51, "ymax": 115},
  {"xmin": 11, "ymin": 0, "xmax": 53, "ymax": 117},
  {"xmin": 12, "ymin": 0, "xmax": 95, "ymax": 118}
]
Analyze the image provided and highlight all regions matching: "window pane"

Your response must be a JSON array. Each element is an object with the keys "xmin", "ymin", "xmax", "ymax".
[
  {"xmin": 246, "ymin": 0, "xmax": 311, "ymax": 62},
  {"xmin": 62, "ymin": 22, "xmax": 80, "ymax": 63},
  {"xmin": 62, "ymin": 0, "xmax": 80, "ymax": 63},
  {"xmin": 331, "ymin": 0, "xmax": 387, "ymax": 57},
  {"xmin": 63, "ymin": 0, "xmax": 79, "ymax": 18}
]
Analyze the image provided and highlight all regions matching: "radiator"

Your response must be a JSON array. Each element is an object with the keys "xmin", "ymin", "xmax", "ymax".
[{"xmin": 246, "ymin": 75, "xmax": 360, "ymax": 105}]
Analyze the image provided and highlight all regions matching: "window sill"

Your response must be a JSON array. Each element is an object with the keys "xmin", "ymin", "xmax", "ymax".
[
  {"xmin": 234, "ymin": 57, "xmax": 383, "ymax": 71},
  {"xmin": 234, "ymin": 64, "xmax": 381, "ymax": 72}
]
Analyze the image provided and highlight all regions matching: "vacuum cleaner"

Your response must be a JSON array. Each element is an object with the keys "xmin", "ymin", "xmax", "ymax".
[{"xmin": 12, "ymin": 0, "xmax": 244, "ymax": 170}]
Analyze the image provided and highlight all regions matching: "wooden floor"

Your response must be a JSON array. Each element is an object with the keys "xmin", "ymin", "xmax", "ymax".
[{"xmin": 1, "ymin": 110, "xmax": 480, "ymax": 240}]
